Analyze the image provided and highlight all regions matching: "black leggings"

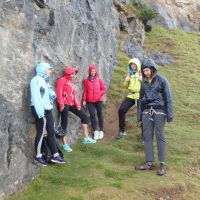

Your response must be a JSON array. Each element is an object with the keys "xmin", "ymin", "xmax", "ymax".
[
  {"xmin": 61, "ymin": 105, "xmax": 89, "ymax": 132},
  {"xmin": 87, "ymin": 102, "xmax": 104, "ymax": 131},
  {"xmin": 118, "ymin": 97, "xmax": 136, "ymax": 132},
  {"xmin": 31, "ymin": 106, "xmax": 58, "ymax": 156}
]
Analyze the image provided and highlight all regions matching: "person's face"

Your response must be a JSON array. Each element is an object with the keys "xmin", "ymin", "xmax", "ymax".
[
  {"xmin": 45, "ymin": 69, "xmax": 53, "ymax": 77},
  {"xmin": 143, "ymin": 68, "xmax": 152, "ymax": 78},
  {"xmin": 70, "ymin": 72, "xmax": 76, "ymax": 79},
  {"xmin": 90, "ymin": 69, "xmax": 96, "ymax": 77},
  {"xmin": 130, "ymin": 63, "xmax": 137, "ymax": 70}
]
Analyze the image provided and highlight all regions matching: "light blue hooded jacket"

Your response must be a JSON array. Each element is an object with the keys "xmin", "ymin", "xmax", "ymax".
[{"xmin": 30, "ymin": 63, "xmax": 56, "ymax": 118}]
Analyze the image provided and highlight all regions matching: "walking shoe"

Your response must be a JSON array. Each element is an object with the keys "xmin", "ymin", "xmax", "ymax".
[
  {"xmin": 93, "ymin": 130, "xmax": 100, "ymax": 140},
  {"xmin": 115, "ymin": 131, "xmax": 127, "ymax": 139},
  {"xmin": 135, "ymin": 162, "xmax": 154, "ymax": 170},
  {"xmin": 63, "ymin": 144, "xmax": 73, "ymax": 152},
  {"xmin": 82, "ymin": 137, "xmax": 96, "ymax": 144},
  {"xmin": 35, "ymin": 156, "xmax": 47, "ymax": 166},
  {"xmin": 98, "ymin": 131, "xmax": 104, "ymax": 139},
  {"xmin": 157, "ymin": 163, "xmax": 167, "ymax": 176},
  {"xmin": 51, "ymin": 155, "xmax": 66, "ymax": 164}
]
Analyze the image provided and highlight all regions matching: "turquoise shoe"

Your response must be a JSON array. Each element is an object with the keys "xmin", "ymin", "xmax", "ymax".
[
  {"xmin": 63, "ymin": 144, "xmax": 73, "ymax": 152},
  {"xmin": 82, "ymin": 137, "xmax": 96, "ymax": 144}
]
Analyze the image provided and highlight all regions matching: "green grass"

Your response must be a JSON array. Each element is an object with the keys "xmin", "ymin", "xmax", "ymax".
[{"xmin": 8, "ymin": 26, "xmax": 200, "ymax": 200}]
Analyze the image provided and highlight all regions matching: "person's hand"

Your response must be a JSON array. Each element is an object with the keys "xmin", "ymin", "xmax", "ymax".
[
  {"xmin": 167, "ymin": 118, "xmax": 173, "ymax": 123},
  {"xmin": 77, "ymin": 106, "xmax": 81, "ymax": 111},
  {"xmin": 125, "ymin": 75, "xmax": 131, "ymax": 82},
  {"xmin": 83, "ymin": 101, "xmax": 86, "ymax": 107},
  {"xmin": 138, "ymin": 76, "xmax": 142, "ymax": 81}
]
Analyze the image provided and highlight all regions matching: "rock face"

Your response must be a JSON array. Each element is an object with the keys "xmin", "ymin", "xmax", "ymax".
[
  {"xmin": 149, "ymin": 51, "xmax": 175, "ymax": 66},
  {"xmin": 146, "ymin": 0, "xmax": 200, "ymax": 31},
  {"xmin": 0, "ymin": 0, "xmax": 120, "ymax": 198},
  {"xmin": 114, "ymin": 0, "xmax": 145, "ymax": 59},
  {"xmin": 0, "ymin": 94, "xmax": 39, "ymax": 200}
]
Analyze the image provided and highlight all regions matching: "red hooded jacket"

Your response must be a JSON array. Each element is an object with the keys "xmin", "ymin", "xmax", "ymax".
[
  {"xmin": 56, "ymin": 67, "xmax": 80, "ymax": 111},
  {"xmin": 82, "ymin": 66, "xmax": 106, "ymax": 103}
]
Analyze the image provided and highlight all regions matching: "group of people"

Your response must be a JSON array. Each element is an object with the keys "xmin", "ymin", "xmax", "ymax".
[
  {"xmin": 30, "ymin": 63, "xmax": 106, "ymax": 165},
  {"xmin": 30, "ymin": 57, "xmax": 173, "ymax": 176}
]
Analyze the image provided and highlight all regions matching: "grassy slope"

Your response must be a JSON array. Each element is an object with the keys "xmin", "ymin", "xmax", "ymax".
[{"xmin": 8, "ymin": 26, "xmax": 200, "ymax": 200}]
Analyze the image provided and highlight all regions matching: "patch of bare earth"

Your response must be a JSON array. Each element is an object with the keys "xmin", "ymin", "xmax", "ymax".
[
  {"xmin": 104, "ymin": 100, "xmax": 137, "ymax": 142},
  {"xmin": 147, "ymin": 183, "xmax": 193, "ymax": 200}
]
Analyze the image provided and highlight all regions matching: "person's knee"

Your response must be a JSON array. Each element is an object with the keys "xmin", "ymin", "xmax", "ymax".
[
  {"xmin": 97, "ymin": 111, "xmax": 103, "ymax": 117},
  {"xmin": 118, "ymin": 107, "xmax": 125, "ymax": 114},
  {"xmin": 81, "ymin": 114, "xmax": 89, "ymax": 124},
  {"xmin": 89, "ymin": 112, "xmax": 96, "ymax": 119}
]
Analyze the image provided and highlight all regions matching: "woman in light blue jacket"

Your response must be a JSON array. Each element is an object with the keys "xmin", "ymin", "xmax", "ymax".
[{"xmin": 30, "ymin": 63, "xmax": 65, "ymax": 166}]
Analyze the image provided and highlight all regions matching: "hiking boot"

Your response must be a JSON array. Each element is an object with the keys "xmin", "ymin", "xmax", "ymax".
[
  {"xmin": 51, "ymin": 155, "xmax": 66, "ymax": 164},
  {"xmin": 135, "ymin": 162, "xmax": 154, "ymax": 170},
  {"xmin": 63, "ymin": 144, "xmax": 72, "ymax": 152},
  {"xmin": 157, "ymin": 163, "xmax": 167, "ymax": 176},
  {"xmin": 98, "ymin": 131, "xmax": 104, "ymax": 140},
  {"xmin": 93, "ymin": 130, "xmax": 100, "ymax": 140},
  {"xmin": 35, "ymin": 156, "xmax": 47, "ymax": 166},
  {"xmin": 82, "ymin": 137, "xmax": 96, "ymax": 144},
  {"xmin": 115, "ymin": 131, "xmax": 126, "ymax": 139}
]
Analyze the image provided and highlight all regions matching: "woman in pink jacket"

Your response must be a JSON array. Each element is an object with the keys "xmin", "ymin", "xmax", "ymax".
[
  {"xmin": 82, "ymin": 65, "xmax": 106, "ymax": 140},
  {"xmin": 56, "ymin": 67, "xmax": 96, "ymax": 152}
]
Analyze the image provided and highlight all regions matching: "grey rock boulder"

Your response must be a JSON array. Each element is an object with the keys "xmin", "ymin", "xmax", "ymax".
[{"xmin": 149, "ymin": 51, "xmax": 175, "ymax": 66}]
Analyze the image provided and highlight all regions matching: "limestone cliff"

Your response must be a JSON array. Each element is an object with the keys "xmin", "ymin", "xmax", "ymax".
[{"xmin": 146, "ymin": 0, "xmax": 200, "ymax": 31}]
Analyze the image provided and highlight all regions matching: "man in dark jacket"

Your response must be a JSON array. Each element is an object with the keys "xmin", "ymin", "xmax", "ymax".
[{"xmin": 135, "ymin": 59, "xmax": 173, "ymax": 176}]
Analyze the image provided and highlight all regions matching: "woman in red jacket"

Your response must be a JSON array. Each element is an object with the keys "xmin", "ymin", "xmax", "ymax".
[
  {"xmin": 56, "ymin": 67, "xmax": 96, "ymax": 152},
  {"xmin": 82, "ymin": 65, "xmax": 106, "ymax": 140}
]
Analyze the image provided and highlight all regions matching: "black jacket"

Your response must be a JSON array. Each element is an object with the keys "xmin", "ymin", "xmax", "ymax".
[{"xmin": 138, "ymin": 73, "xmax": 173, "ymax": 122}]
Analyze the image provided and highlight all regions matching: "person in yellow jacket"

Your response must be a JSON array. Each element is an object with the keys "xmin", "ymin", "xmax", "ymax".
[{"xmin": 116, "ymin": 58, "xmax": 142, "ymax": 139}]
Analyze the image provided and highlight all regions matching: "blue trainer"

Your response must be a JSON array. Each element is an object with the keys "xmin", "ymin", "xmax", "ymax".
[
  {"xmin": 51, "ymin": 155, "xmax": 66, "ymax": 164},
  {"xmin": 35, "ymin": 156, "xmax": 47, "ymax": 166},
  {"xmin": 63, "ymin": 144, "xmax": 73, "ymax": 152},
  {"xmin": 82, "ymin": 137, "xmax": 96, "ymax": 144}
]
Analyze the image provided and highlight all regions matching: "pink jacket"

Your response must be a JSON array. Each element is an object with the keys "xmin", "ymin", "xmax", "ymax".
[
  {"xmin": 82, "ymin": 66, "xmax": 106, "ymax": 103},
  {"xmin": 56, "ymin": 67, "xmax": 80, "ymax": 111}
]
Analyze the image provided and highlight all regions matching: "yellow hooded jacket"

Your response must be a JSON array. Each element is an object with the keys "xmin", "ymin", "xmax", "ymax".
[{"xmin": 124, "ymin": 58, "xmax": 142, "ymax": 99}]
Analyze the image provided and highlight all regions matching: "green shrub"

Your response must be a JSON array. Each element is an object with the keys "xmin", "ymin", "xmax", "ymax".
[{"xmin": 133, "ymin": 2, "xmax": 158, "ymax": 25}]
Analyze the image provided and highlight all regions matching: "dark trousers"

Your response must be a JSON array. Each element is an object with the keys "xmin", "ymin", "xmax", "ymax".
[
  {"xmin": 142, "ymin": 110, "xmax": 166, "ymax": 163},
  {"xmin": 31, "ymin": 106, "xmax": 57, "ymax": 156},
  {"xmin": 87, "ymin": 102, "xmax": 104, "ymax": 131},
  {"xmin": 118, "ymin": 97, "xmax": 135, "ymax": 132},
  {"xmin": 61, "ymin": 105, "xmax": 89, "ymax": 131}
]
